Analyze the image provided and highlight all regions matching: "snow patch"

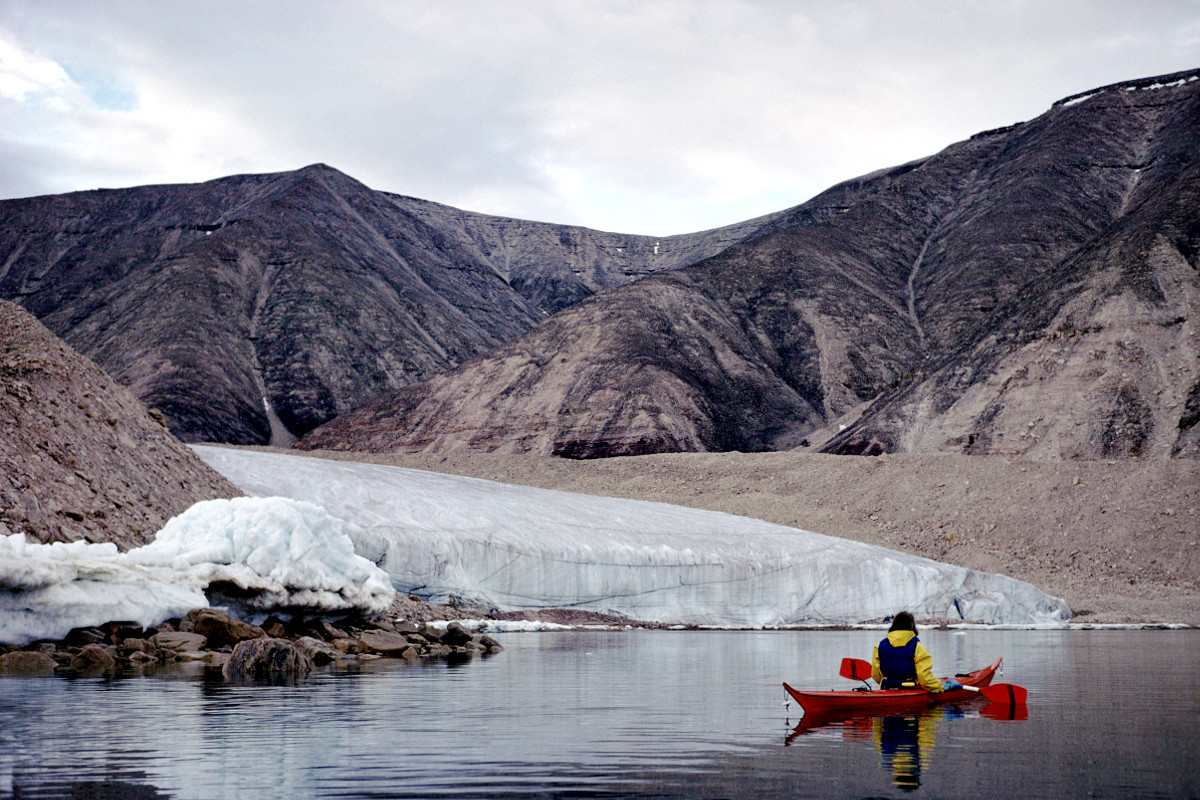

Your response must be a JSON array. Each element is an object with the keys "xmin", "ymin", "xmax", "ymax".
[
  {"xmin": 1061, "ymin": 90, "xmax": 1101, "ymax": 107},
  {"xmin": 1127, "ymin": 75, "xmax": 1197, "ymax": 91},
  {"xmin": 427, "ymin": 619, "xmax": 584, "ymax": 633}
]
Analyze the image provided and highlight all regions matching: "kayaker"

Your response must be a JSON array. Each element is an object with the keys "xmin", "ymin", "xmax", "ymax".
[{"xmin": 871, "ymin": 611, "xmax": 961, "ymax": 692}]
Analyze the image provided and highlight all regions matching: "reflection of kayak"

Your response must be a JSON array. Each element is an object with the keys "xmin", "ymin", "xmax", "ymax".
[
  {"xmin": 786, "ymin": 702, "xmax": 952, "ymax": 744},
  {"xmin": 980, "ymin": 699, "xmax": 1028, "ymax": 722},
  {"xmin": 783, "ymin": 657, "xmax": 1002, "ymax": 715}
]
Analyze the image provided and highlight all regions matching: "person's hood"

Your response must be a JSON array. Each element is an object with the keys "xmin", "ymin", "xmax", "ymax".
[{"xmin": 886, "ymin": 630, "xmax": 917, "ymax": 647}]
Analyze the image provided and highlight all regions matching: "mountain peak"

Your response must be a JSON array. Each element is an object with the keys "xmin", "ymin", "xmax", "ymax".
[
  {"xmin": 300, "ymin": 70, "xmax": 1200, "ymax": 461},
  {"xmin": 1053, "ymin": 67, "xmax": 1200, "ymax": 108}
]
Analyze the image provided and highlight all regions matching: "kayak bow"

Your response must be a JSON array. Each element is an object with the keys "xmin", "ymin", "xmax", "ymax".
[{"xmin": 783, "ymin": 657, "xmax": 1003, "ymax": 715}]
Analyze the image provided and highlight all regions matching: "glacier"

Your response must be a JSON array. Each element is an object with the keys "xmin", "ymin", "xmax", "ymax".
[
  {"xmin": 129, "ymin": 496, "xmax": 394, "ymax": 614},
  {"xmin": 193, "ymin": 446, "xmax": 1071, "ymax": 626},
  {"xmin": 0, "ymin": 497, "xmax": 394, "ymax": 646},
  {"xmin": 0, "ymin": 534, "xmax": 209, "ymax": 646}
]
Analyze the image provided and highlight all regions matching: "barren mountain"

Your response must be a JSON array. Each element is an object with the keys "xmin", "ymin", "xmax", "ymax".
[
  {"xmin": 0, "ymin": 165, "xmax": 805, "ymax": 444},
  {"xmin": 0, "ymin": 300, "xmax": 239, "ymax": 550},
  {"xmin": 301, "ymin": 70, "xmax": 1200, "ymax": 460}
]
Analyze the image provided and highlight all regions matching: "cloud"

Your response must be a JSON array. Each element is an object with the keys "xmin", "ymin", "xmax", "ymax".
[
  {"xmin": 0, "ymin": 0, "xmax": 1197, "ymax": 233},
  {"xmin": 0, "ymin": 31, "xmax": 72, "ymax": 102}
]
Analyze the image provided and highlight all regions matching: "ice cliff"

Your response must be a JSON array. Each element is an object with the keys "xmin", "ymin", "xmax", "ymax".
[
  {"xmin": 193, "ymin": 447, "xmax": 1071, "ymax": 626},
  {"xmin": 0, "ymin": 497, "xmax": 394, "ymax": 645}
]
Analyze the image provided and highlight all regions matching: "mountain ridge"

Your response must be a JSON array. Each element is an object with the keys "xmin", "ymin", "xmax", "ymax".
[
  {"xmin": 2, "ymin": 163, "xmax": 820, "ymax": 443},
  {"xmin": 300, "ymin": 69, "xmax": 1200, "ymax": 460},
  {"xmin": 3, "ymin": 69, "xmax": 1198, "ymax": 460}
]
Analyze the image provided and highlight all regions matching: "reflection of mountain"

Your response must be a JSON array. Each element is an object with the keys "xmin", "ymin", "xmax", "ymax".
[{"xmin": 303, "ymin": 70, "xmax": 1200, "ymax": 460}]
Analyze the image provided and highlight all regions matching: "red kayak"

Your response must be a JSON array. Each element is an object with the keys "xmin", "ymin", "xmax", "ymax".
[{"xmin": 783, "ymin": 657, "xmax": 1004, "ymax": 715}]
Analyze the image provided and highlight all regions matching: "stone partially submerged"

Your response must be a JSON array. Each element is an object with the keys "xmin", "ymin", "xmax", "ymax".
[{"xmin": 223, "ymin": 638, "xmax": 311, "ymax": 684}]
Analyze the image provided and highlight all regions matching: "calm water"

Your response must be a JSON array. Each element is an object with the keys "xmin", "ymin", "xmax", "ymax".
[{"xmin": 1, "ymin": 629, "xmax": 1197, "ymax": 799}]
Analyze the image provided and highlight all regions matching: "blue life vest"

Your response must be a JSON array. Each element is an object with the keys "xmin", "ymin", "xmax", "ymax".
[{"xmin": 878, "ymin": 636, "xmax": 919, "ymax": 688}]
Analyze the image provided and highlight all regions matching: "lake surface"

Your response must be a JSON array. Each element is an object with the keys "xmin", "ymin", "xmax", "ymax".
[{"xmin": 1, "ymin": 629, "xmax": 1197, "ymax": 799}]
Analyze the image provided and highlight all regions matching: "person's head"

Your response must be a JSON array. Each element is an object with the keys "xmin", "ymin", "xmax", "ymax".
[{"xmin": 889, "ymin": 611, "xmax": 916, "ymax": 633}]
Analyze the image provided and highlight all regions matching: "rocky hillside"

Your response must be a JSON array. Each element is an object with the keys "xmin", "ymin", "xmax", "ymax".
[
  {"xmin": 301, "ymin": 70, "xmax": 1200, "ymax": 460},
  {"xmin": 0, "ymin": 165, "xmax": 813, "ymax": 444},
  {"xmin": 0, "ymin": 300, "xmax": 240, "ymax": 549}
]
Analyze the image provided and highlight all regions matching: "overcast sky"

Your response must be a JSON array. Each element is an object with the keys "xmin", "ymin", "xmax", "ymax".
[{"xmin": 1, "ymin": 1, "xmax": 1196, "ymax": 235}]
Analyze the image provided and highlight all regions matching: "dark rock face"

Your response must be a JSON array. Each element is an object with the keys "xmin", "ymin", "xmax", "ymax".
[
  {"xmin": 0, "ymin": 300, "xmax": 241, "ymax": 549},
  {"xmin": 301, "ymin": 70, "xmax": 1200, "ymax": 460},
  {"xmin": 1, "ymin": 166, "xmax": 796, "ymax": 444}
]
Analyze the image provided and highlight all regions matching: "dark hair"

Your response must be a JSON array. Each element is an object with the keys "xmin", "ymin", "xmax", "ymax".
[{"xmin": 888, "ymin": 611, "xmax": 916, "ymax": 633}]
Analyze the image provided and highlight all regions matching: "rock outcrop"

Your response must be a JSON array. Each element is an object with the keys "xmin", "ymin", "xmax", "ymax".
[
  {"xmin": 0, "ymin": 300, "xmax": 240, "ymax": 549},
  {"xmin": 300, "ymin": 70, "xmax": 1200, "ymax": 460}
]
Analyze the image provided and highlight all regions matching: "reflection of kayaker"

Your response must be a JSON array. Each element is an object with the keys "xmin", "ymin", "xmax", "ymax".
[
  {"xmin": 873, "ymin": 707, "xmax": 941, "ymax": 792},
  {"xmin": 872, "ymin": 611, "xmax": 961, "ymax": 693}
]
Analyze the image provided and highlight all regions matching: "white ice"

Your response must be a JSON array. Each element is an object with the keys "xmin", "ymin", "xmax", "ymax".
[
  {"xmin": 0, "ymin": 497, "xmax": 394, "ymax": 646},
  {"xmin": 129, "ymin": 497, "xmax": 395, "ymax": 615},
  {"xmin": 0, "ymin": 534, "xmax": 207, "ymax": 646},
  {"xmin": 193, "ymin": 446, "xmax": 1071, "ymax": 627}
]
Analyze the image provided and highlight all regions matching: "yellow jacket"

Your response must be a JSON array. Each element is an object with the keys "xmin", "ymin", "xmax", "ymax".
[{"xmin": 871, "ymin": 630, "xmax": 943, "ymax": 693}]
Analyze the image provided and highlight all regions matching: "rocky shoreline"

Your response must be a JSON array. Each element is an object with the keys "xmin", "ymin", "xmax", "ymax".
[
  {"xmin": 2, "ymin": 593, "xmax": 1190, "ymax": 683},
  {"xmin": 0, "ymin": 605, "xmax": 503, "ymax": 682}
]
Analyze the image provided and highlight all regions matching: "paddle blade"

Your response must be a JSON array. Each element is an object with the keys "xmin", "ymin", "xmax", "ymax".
[
  {"xmin": 839, "ymin": 657, "xmax": 874, "ymax": 682},
  {"xmin": 979, "ymin": 683, "xmax": 1028, "ymax": 705}
]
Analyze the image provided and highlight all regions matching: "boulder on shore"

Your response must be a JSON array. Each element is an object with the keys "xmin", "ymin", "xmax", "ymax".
[
  {"xmin": 1, "ymin": 602, "xmax": 505, "ymax": 680},
  {"xmin": 69, "ymin": 643, "xmax": 116, "ymax": 674},
  {"xmin": 439, "ymin": 621, "xmax": 473, "ymax": 647},
  {"xmin": 151, "ymin": 630, "xmax": 208, "ymax": 653},
  {"xmin": 0, "ymin": 650, "xmax": 57, "ymax": 675},
  {"xmin": 294, "ymin": 636, "xmax": 339, "ymax": 665},
  {"xmin": 186, "ymin": 608, "xmax": 265, "ymax": 648},
  {"xmin": 222, "ymin": 637, "xmax": 312, "ymax": 684},
  {"xmin": 356, "ymin": 630, "xmax": 411, "ymax": 656}
]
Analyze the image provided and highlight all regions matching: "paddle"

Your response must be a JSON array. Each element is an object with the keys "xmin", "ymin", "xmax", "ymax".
[
  {"xmin": 840, "ymin": 657, "xmax": 1027, "ymax": 705},
  {"xmin": 963, "ymin": 682, "xmax": 1028, "ymax": 705},
  {"xmin": 839, "ymin": 657, "xmax": 873, "ymax": 689},
  {"xmin": 839, "ymin": 657, "xmax": 874, "ymax": 684}
]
